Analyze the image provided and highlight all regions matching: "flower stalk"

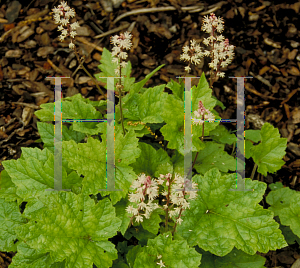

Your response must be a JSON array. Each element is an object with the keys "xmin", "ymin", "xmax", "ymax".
[
  {"xmin": 110, "ymin": 31, "xmax": 133, "ymax": 136},
  {"xmin": 52, "ymin": 1, "xmax": 107, "ymax": 100},
  {"xmin": 180, "ymin": 13, "xmax": 235, "ymax": 179}
]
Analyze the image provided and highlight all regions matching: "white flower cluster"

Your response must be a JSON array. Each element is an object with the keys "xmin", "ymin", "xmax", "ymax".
[
  {"xmin": 202, "ymin": 12, "xmax": 224, "ymax": 33},
  {"xmin": 160, "ymin": 173, "xmax": 198, "ymax": 225},
  {"xmin": 52, "ymin": 1, "xmax": 80, "ymax": 49},
  {"xmin": 126, "ymin": 174, "xmax": 160, "ymax": 223},
  {"xmin": 193, "ymin": 100, "xmax": 215, "ymax": 126},
  {"xmin": 126, "ymin": 172, "xmax": 198, "ymax": 225},
  {"xmin": 110, "ymin": 32, "xmax": 133, "ymax": 76},
  {"xmin": 180, "ymin": 13, "xmax": 235, "ymax": 77},
  {"xmin": 180, "ymin": 39, "xmax": 204, "ymax": 73}
]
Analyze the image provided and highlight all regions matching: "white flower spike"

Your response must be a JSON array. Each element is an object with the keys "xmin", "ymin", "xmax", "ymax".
[
  {"xmin": 110, "ymin": 32, "xmax": 133, "ymax": 76},
  {"xmin": 52, "ymin": 1, "xmax": 79, "ymax": 50},
  {"xmin": 180, "ymin": 39, "xmax": 204, "ymax": 73},
  {"xmin": 126, "ymin": 173, "xmax": 198, "ymax": 228},
  {"xmin": 180, "ymin": 13, "xmax": 235, "ymax": 79}
]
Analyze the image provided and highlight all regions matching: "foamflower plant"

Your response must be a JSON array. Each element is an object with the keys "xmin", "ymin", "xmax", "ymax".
[{"xmin": 0, "ymin": 3, "xmax": 290, "ymax": 268}]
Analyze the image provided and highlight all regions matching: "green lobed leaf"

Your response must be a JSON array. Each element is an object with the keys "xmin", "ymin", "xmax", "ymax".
[
  {"xmin": 0, "ymin": 198, "xmax": 27, "ymax": 252},
  {"xmin": 268, "ymin": 182, "xmax": 284, "ymax": 191},
  {"xmin": 35, "ymin": 93, "xmax": 102, "ymax": 122},
  {"xmin": 161, "ymin": 73, "xmax": 220, "ymax": 156},
  {"xmin": 245, "ymin": 130, "xmax": 261, "ymax": 143},
  {"xmin": 124, "ymin": 224, "xmax": 156, "ymax": 247},
  {"xmin": 166, "ymin": 78, "xmax": 185, "ymax": 101},
  {"xmin": 0, "ymin": 169, "xmax": 22, "ymax": 204},
  {"xmin": 193, "ymin": 72, "xmax": 217, "ymax": 112},
  {"xmin": 64, "ymin": 93, "xmax": 107, "ymax": 110},
  {"xmin": 245, "ymin": 139, "xmax": 255, "ymax": 159},
  {"xmin": 176, "ymin": 168, "xmax": 288, "ymax": 256},
  {"xmin": 141, "ymin": 208, "xmax": 165, "ymax": 235},
  {"xmin": 149, "ymin": 231, "xmax": 202, "ymax": 268},
  {"xmin": 119, "ymin": 84, "xmax": 168, "ymax": 124},
  {"xmin": 197, "ymin": 247, "xmax": 266, "ymax": 268},
  {"xmin": 34, "ymin": 102, "xmax": 54, "ymax": 122},
  {"xmin": 113, "ymin": 64, "xmax": 166, "ymax": 123},
  {"xmin": 160, "ymin": 93, "xmax": 205, "ymax": 155},
  {"xmin": 9, "ymin": 241, "xmax": 65, "ymax": 268},
  {"xmin": 62, "ymin": 125, "xmax": 141, "ymax": 204},
  {"xmin": 126, "ymin": 244, "xmax": 145, "ymax": 268},
  {"xmin": 279, "ymin": 225, "xmax": 300, "ymax": 245},
  {"xmin": 37, "ymin": 122, "xmax": 85, "ymax": 151},
  {"xmin": 193, "ymin": 142, "xmax": 243, "ymax": 174},
  {"xmin": 209, "ymin": 125, "xmax": 236, "ymax": 145},
  {"xmin": 129, "ymin": 247, "xmax": 158, "ymax": 267},
  {"xmin": 19, "ymin": 147, "xmax": 73, "ymax": 177},
  {"xmin": 114, "ymin": 198, "xmax": 132, "ymax": 236},
  {"xmin": 129, "ymin": 142, "xmax": 173, "ymax": 180},
  {"xmin": 128, "ymin": 232, "xmax": 202, "ymax": 268},
  {"xmin": 238, "ymin": 130, "xmax": 262, "ymax": 159},
  {"xmin": 250, "ymin": 123, "xmax": 287, "ymax": 176},
  {"xmin": 15, "ymin": 192, "xmax": 122, "ymax": 268},
  {"xmin": 94, "ymin": 47, "xmax": 135, "ymax": 90},
  {"xmin": 266, "ymin": 187, "xmax": 296, "ymax": 216},
  {"xmin": 2, "ymin": 148, "xmax": 82, "ymax": 200},
  {"xmin": 266, "ymin": 187, "xmax": 300, "ymax": 239}
]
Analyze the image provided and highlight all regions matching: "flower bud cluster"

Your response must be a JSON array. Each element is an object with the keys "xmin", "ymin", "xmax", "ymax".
[
  {"xmin": 126, "ymin": 172, "xmax": 198, "ymax": 225},
  {"xmin": 110, "ymin": 32, "xmax": 133, "ymax": 76},
  {"xmin": 180, "ymin": 13, "xmax": 235, "ymax": 77},
  {"xmin": 193, "ymin": 100, "xmax": 215, "ymax": 126},
  {"xmin": 52, "ymin": 1, "xmax": 80, "ymax": 49}
]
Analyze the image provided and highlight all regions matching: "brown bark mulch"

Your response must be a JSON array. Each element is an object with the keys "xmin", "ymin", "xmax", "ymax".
[{"xmin": 0, "ymin": 0, "xmax": 299, "ymax": 267}]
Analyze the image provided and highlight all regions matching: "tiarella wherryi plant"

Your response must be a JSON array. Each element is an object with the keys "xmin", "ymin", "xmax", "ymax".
[{"xmin": 0, "ymin": 2, "xmax": 293, "ymax": 268}]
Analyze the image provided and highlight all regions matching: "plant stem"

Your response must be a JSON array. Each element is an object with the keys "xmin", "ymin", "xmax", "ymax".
[
  {"xmin": 172, "ymin": 205, "xmax": 184, "ymax": 236},
  {"xmin": 164, "ymin": 177, "xmax": 172, "ymax": 233},
  {"xmin": 73, "ymin": 47, "xmax": 107, "ymax": 100},
  {"xmin": 209, "ymin": 27, "xmax": 216, "ymax": 88},
  {"xmin": 231, "ymin": 141, "xmax": 236, "ymax": 155},
  {"xmin": 170, "ymin": 114, "xmax": 206, "ymax": 235},
  {"xmin": 250, "ymin": 163, "xmax": 258, "ymax": 180},
  {"xmin": 118, "ymin": 63, "xmax": 126, "ymax": 136},
  {"xmin": 186, "ymin": 114, "xmax": 205, "ymax": 179},
  {"xmin": 188, "ymin": 58, "xmax": 217, "ymax": 178}
]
